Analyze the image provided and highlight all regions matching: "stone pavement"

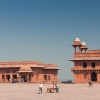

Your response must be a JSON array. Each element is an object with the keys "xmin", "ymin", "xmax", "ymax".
[{"xmin": 0, "ymin": 83, "xmax": 99, "ymax": 100}]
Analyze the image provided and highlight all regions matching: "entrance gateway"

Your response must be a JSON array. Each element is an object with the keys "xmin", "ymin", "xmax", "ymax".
[
  {"xmin": 91, "ymin": 72, "xmax": 97, "ymax": 81},
  {"xmin": 21, "ymin": 75, "xmax": 27, "ymax": 82}
]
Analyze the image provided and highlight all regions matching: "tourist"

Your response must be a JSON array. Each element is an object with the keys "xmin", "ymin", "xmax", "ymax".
[
  {"xmin": 88, "ymin": 80, "xmax": 93, "ymax": 87},
  {"xmin": 39, "ymin": 83, "xmax": 43, "ymax": 94},
  {"xmin": 8, "ymin": 78, "xmax": 10, "ymax": 83},
  {"xmin": 12, "ymin": 78, "xmax": 15, "ymax": 83},
  {"xmin": 55, "ymin": 83, "xmax": 59, "ymax": 92},
  {"xmin": 52, "ymin": 83, "xmax": 55, "ymax": 88}
]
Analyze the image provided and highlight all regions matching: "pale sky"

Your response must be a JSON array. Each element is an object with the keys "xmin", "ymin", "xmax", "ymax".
[{"xmin": 0, "ymin": 0, "xmax": 100, "ymax": 81}]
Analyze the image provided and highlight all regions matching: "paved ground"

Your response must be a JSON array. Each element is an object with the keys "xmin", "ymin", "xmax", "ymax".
[{"xmin": 0, "ymin": 83, "xmax": 99, "ymax": 100}]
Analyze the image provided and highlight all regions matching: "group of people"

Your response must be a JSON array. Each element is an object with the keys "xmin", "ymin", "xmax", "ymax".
[
  {"xmin": 38, "ymin": 82, "xmax": 59, "ymax": 94},
  {"xmin": 38, "ymin": 79, "xmax": 93, "ymax": 94},
  {"xmin": 52, "ymin": 83, "xmax": 59, "ymax": 92}
]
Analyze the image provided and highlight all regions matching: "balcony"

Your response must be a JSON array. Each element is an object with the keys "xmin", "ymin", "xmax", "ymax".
[{"xmin": 71, "ymin": 67, "xmax": 100, "ymax": 71}]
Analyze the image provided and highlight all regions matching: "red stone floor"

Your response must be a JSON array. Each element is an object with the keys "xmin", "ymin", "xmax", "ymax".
[{"xmin": 0, "ymin": 83, "xmax": 99, "ymax": 100}]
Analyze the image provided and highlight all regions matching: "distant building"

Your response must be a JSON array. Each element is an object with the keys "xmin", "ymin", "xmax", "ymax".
[
  {"xmin": 70, "ymin": 37, "xmax": 100, "ymax": 83},
  {"xmin": 0, "ymin": 61, "xmax": 59, "ymax": 83}
]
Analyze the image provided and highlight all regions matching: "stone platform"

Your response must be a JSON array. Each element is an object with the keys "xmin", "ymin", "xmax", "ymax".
[{"xmin": 0, "ymin": 83, "xmax": 99, "ymax": 100}]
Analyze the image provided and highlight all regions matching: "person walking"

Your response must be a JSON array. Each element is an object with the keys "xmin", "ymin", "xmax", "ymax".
[
  {"xmin": 39, "ymin": 83, "xmax": 43, "ymax": 94},
  {"xmin": 88, "ymin": 80, "xmax": 93, "ymax": 87}
]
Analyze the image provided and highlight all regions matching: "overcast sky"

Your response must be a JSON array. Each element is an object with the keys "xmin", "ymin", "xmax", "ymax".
[{"xmin": 0, "ymin": 0, "xmax": 100, "ymax": 81}]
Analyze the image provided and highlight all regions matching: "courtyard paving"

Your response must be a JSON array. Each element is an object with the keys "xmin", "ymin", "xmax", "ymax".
[{"xmin": 0, "ymin": 83, "xmax": 99, "ymax": 100}]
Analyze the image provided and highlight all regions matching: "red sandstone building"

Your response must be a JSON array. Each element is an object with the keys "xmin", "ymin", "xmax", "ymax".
[
  {"xmin": 0, "ymin": 61, "xmax": 59, "ymax": 83},
  {"xmin": 70, "ymin": 37, "xmax": 100, "ymax": 83}
]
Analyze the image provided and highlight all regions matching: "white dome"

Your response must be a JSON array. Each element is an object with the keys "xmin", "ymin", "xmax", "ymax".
[
  {"xmin": 74, "ymin": 37, "xmax": 80, "ymax": 42},
  {"xmin": 81, "ymin": 41, "xmax": 86, "ymax": 45}
]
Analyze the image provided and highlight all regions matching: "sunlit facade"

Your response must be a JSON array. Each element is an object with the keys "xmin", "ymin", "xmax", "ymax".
[
  {"xmin": 70, "ymin": 37, "xmax": 100, "ymax": 83},
  {"xmin": 0, "ymin": 61, "xmax": 59, "ymax": 83}
]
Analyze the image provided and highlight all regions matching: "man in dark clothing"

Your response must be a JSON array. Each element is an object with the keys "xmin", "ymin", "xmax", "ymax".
[{"xmin": 88, "ymin": 80, "xmax": 93, "ymax": 87}]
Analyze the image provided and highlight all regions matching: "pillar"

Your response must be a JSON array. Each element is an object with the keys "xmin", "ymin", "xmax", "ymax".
[
  {"xmin": 4, "ymin": 74, "xmax": 6, "ymax": 82},
  {"xmin": 78, "ymin": 46, "xmax": 81, "ymax": 53},
  {"xmin": 17, "ymin": 74, "xmax": 19, "ymax": 78},
  {"xmin": 0, "ymin": 74, "xmax": 2, "ymax": 82},
  {"xmin": 10, "ymin": 73, "xmax": 13, "ymax": 83},
  {"xmin": 30, "ymin": 74, "xmax": 33, "ymax": 82},
  {"xmin": 74, "ymin": 46, "xmax": 76, "ymax": 53},
  {"xmin": 5, "ymin": 74, "xmax": 8, "ymax": 82},
  {"xmin": 27, "ymin": 75, "xmax": 29, "ymax": 82}
]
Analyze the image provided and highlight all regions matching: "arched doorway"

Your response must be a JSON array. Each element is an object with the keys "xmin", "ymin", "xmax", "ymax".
[
  {"xmin": 21, "ymin": 75, "xmax": 27, "ymax": 82},
  {"xmin": 91, "ymin": 72, "xmax": 97, "ymax": 81}
]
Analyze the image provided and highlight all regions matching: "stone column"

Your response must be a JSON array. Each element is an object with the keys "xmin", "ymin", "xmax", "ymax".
[
  {"xmin": 78, "ymin": 46, "xmax": 81, "ymax": 53},
  {"xmin": 19, "ymin": 76, "xmax": 21, "ymax": 82},
  {"xmin": 10, "ymin": 73, "xmax": 13, "ymax": 83},
  {"xmin": 5, "ymin": 74, "xmax": 8, "ymax": 82},
  {"xmin": 0, "ymin": 74, "xmax": 2, "ymax": 82},
  {"xmin": 74, "ymin": 46, "xmax": 76, "ymax": 53},
  {"xmin": 27, "ymin": 76, "xmax": 29, "ymax": 82},
  {"xmin": 30, "ymin": 74, "xmax": 33, "ymax": 82},
  {"xmin": 17, "ymin": 74, "xmax": 19, "ymax": 79},
  {"xmin": 4, "ymin": 74, "xmax": 6, "ymax": 82}
]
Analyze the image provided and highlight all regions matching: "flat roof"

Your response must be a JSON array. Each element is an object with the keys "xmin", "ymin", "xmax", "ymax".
[
  {"xmin": 17, "ymin": 71, "xmax": 34, "ymax": 73},
  {"xmin": 69, "ymin": 57, "xmax": 100, "ymax": 61}
]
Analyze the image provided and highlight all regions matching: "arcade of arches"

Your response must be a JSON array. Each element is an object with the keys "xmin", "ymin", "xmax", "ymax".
[{"xmin": 0, "ymin": 61, "xmax": 59, "ymax": 83}]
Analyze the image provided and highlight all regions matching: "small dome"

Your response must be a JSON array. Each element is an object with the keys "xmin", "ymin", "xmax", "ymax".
[
  {"xmin": 81, "ymin": 41, "xmax": 86, "ymax": 45},
  {"xmin": 74, "ymin": 37, "xmax": 80, "ymax": 42}
]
